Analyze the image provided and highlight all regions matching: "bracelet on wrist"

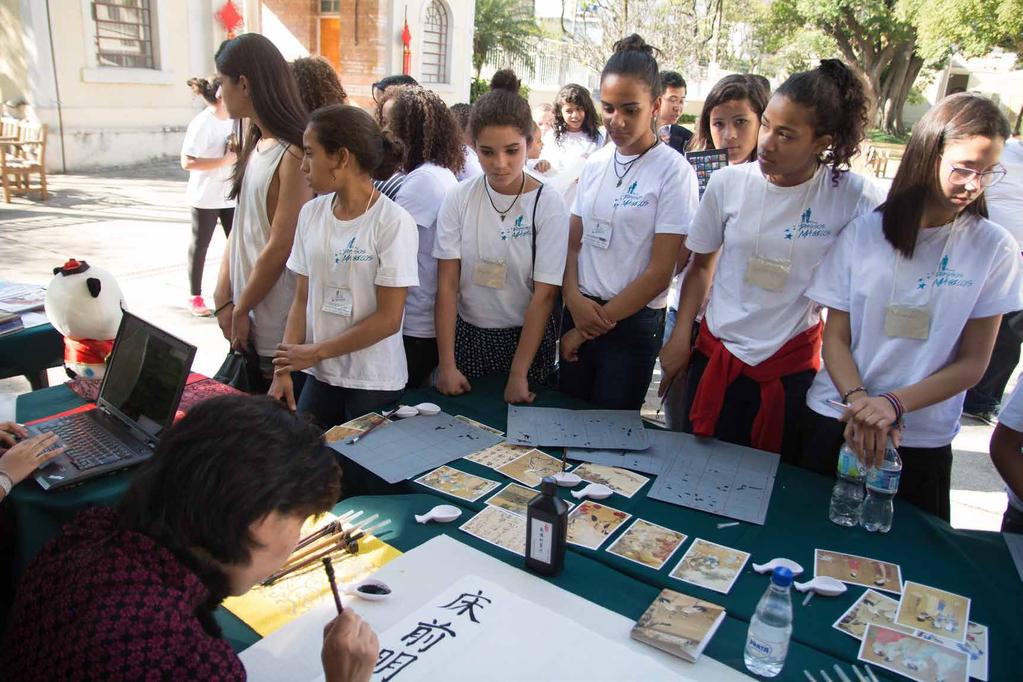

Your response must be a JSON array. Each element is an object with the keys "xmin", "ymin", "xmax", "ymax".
[
  {"xmin": 879, "ymin": 392, "xmax": 905, "ymax": 426},
  {"xmin": 842, "ymin": 386, "xmax": 867, "ymax": 403},
  {"xmin": 0, "ymin": 470, "xmax": 13, "ymax": 496},
  {"xmin": 214, "ymin": 300, "xmax": 233, "ymax": 316}
]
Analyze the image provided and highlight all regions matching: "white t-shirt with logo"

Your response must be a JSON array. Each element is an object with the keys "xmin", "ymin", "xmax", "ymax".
[
  {"xmin": 985, "ymin": 140, "xmax": 1023, "ymax": 250},
  {"xmin": 806, "ymin": 211, "xmax": 1023, "ymax": 447},
  {"xmin": 995, "ymin": 381, "xmax": 1023, "ymax": 511},
  {"xmin": 434, "ymin": 175, "xmax": 569, "ymax": 329},
  {"xmin": 394, "ymin": 163, "xmax": 458, "ymax": 338},
  {"xmin": 287, "ymin": 193, "xmax": 420, "ymax": 390},
  {"xmin": 571, "ymin": 142, "xmax": 699, "ymax": 308},
  {"xmin": 181, "ymin": 108, "xmax": 235, "ymax": 209},
  {"xmin": 686, "ymin": 163, "xmax": 884, "ymax": 364}
]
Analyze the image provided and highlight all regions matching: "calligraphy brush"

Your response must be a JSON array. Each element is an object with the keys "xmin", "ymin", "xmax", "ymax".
[
  {"xmin": 285, "ymin": 517, "xmax": 387, "ymax": 568},
  {"xmin": 265, "ymin": 519, "xmax": 393, "ymax": 585},
  {"xmin": 322, "ymin": 557, "xmax": 344, "ymax": 614},
  {"xmin": 295, "ymin": 510, "xmax": 362, "ymax": 551},
  {"xmin": 263, "ymin": 539, "xmax": 357, "ymax": 586}
]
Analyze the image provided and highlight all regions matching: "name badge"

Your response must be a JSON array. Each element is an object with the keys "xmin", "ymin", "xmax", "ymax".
[
  {"xmin": 582, "ymin": 220, "xmax": 613, "ymax": 250},
  {"xmin": 473, "ymin": 261, "xmax": 508, "ymax": 289},
  {"xmin": 322, "ymin": 287, "xmax": 354, "ymax": 316},
  {"xmin": 884, "ymin": 304, "xmax": 930, "ymax": 340},
  {"xmin": 744, "ymin": 256, "xmax": 791, "ymax": 292}
]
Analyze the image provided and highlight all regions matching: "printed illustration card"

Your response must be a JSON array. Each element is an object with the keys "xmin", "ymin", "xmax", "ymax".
[
  {"xmin": 606, "ymin": 518, "xmax": 687, "ymax": 570},
  {"xmin": 323, "ymin": 412, "xmax": 388, "ymax": 443},
  {"xmin": 571, "ymin": 462, "xmax": 650, "ymax": 498},
  {"xmin": 914, "ymin": 622, "xmax": 988, "ymax": 682},
  {"xmin": 567, "ymin": 501, "xmax": 632, "ymax": 550},
  {"xmin": 630, "ymin": 589, "xmax": 726, "ymax": 663},
  {"xmin": 858, "ymin": 624, "xmax": 968, "ymax": 682},
  {"xmin": 496, "ymin": 449, "xmax": 566, "ymax": 488},
  {"xmin": 458, "ymin": 505, "xmax": 526, "ymax": 556},
  {"xmin": 814, "ymin": 548, "xmax": 903, "ymax": 595},
  {"xmin": 670, "ymin": 538, "xmax": 750, "ymax": 595},
  {"xmin": 413, "ymin": 465, "xmax": 500, "ymax": 502},
  {"xmin": 465, "ymin": 442, "xmax": 535, "ymax": 470},
  {"xmin": 484, "ymin": 482, "xmax": 574, "ymax": 517},
  {"xmin": 894, "ymin": 581, "xmax": 971, "ymax": 644},
  {"xmin": 454, "ymin": 414, "xmax": 504, "ymax": 436},
  {"xmin": 833, "ymin": 589, "xmax": 911, "ymax": 641}
]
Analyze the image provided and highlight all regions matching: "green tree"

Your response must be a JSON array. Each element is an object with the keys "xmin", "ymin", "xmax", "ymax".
[
  {"xmin": 911, "ymin": 0, "xmax": 1023, "ymax": 62},
  {"xmin": 472, "ymin": 0, "xmax": 543, "ymax": 80}
]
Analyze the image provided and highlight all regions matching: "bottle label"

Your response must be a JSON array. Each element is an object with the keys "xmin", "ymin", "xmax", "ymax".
[
  {"xmin": 747, "ymin": 636, "xmax": 773, "ymax": 656},
  {"xmin": 867, "ymin": 467, "xmax": 900, "ymax": 494},
  {"xmin": 836, "ymin": 447, "xmax": 863, "ymax": 478},
  {"xmin": 529, "ymin": 518, "xmax": 553, "ymax": 564}
]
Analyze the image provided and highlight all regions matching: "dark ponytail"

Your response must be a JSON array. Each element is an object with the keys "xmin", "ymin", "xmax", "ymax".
[
  {"xmin": 187, "ymin": 77, "xmax": 219, "ymax": 105},
  {"xmin": 470, "ymin": 68, "xmax": 533, "ymax": 143},
  {"xmin": 309, "ymin": 105, "xmax": 406, "ymax": 181},
  {"xmin": 601, "ymin": 34, "xmax": 661, "ymax": 99},
  {"xmin": 775, "ymin": 59, "xmax": 870, "ymax": 184}
]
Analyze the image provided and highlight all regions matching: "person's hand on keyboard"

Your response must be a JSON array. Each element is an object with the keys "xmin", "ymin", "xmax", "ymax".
[{"xmin": 0, "ymin": 429, "xmax": 65, "ymax": 499}]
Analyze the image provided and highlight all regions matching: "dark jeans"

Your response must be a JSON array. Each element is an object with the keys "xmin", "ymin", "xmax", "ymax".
[
  {"xmin": 189, "ymin": 207, "xmax": 234, "ymax": 296},
  {"xmin": 682, "ymin": 348, "xmax": 814, "ymax": 463},
  {"xmin": 795, "ymin": 406, "xmax": 953, "ymax": 521},
  {"xmin": 403, "ymin": 335, "xmax": 438, "ymax": 389},
  {"xmin": 297, "ymin": 374, "xmax": 402, "ymax": 431},
  {"xmin": 559, "ymin": 303, "xmax": 665, "ymax": 410},
  {"xmin": 1002, "ymin": 503, "xmax": 1023, "ymax": 534},
  {"xmin": 964, "ymin": 309, "xmax": 1023, "ymax": 414}
]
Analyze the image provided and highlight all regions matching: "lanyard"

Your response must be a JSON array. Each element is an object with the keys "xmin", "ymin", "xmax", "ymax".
[
  {"xmin": 751, "ymin": 165, "xmax": 820, "ymax": 263},
  {"xmin": 889, "ymin": 215, "xmax": 962, "ymax": 306},
  {"xmin": 322, "ymin": 190, "xmax": 377, "ymax": 288}
]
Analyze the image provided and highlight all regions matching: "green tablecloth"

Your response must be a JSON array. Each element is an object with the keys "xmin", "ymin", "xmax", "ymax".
[
  {"xmin": 13, "ymin": 379, "xmax": 1020, "ymax": 680},
  {"xmin": 0, "ymin": 323, "xmax": 63, "ymax": 386}
]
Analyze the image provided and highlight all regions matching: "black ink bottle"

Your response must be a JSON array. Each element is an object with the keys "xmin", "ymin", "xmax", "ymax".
[{"xmin": 525, "ymin": 476, "xmax": 568, "ymax": 576}]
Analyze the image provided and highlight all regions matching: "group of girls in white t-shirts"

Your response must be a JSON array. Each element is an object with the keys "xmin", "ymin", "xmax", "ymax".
[{"xmin": 214, "ymin": 33, "xmax": 1021, "ymax": 523}]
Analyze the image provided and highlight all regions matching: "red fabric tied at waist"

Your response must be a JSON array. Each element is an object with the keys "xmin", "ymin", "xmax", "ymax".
[
  {"xmin": 65, "ymin": 337, "xmax": 115, "ymax": 366},
  {"xmin": 689, "ymin": 320, "xmax": 822, "ymax": 453}
]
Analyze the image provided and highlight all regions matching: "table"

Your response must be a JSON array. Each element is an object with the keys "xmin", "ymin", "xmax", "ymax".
[
  {"xmin": 11, "ymin": 378, "xmax": 1021, "ymax": 680},
  {"xmin": 0, "ymin": 323, "xmax": 63, "ymax": 389}
]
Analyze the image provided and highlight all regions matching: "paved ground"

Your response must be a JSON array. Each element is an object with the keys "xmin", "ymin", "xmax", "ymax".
[{"xmin": 0, "ymin": 160, "xmax": 1012, "ymax": 531}]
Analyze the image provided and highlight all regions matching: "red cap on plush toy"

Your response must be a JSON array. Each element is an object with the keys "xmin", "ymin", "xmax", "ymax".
[{"xmin": 44, "ymin": 259, "xmax": 126, "ymax": 380}]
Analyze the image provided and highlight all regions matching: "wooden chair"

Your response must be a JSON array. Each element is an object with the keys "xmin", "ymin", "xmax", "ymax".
[{"xmin": 1, "ymin": 121, "xmax": 48, "ymax": 202}]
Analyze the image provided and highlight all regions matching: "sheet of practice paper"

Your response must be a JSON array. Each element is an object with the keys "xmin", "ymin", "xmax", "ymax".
[{"xmin": 505, "ymin": 406, "xmax": 650, "ymax": 451}]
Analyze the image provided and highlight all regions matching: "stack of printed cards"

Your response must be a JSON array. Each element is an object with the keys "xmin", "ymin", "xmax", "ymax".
[
  {"xmin": 815, "ymin": 549, "xmax": 903, "ymax": 594},
  {"xmin": 458, "ymin": 505, "xmax": 526, "ymax": 556},
  {"xmin": 567, "ymin": 501, "xmax": 631, "ymax": 550},
  {"xmin": 669, "ymin": 538, "xmax": 750, "ymax": 595},
  {"xmin": 496, "ymin": 449, "xmax": 565, "ymax": 488},
  {"xmin": 413, "ymin": 465, "xmax": 500, "ymax": 502},
  {"xmin": 570, "ymin": 463, "xmax": 650, "ymax": 498},
  {"xmin": 323, "ymin": 412, "xmax": 389, "ymax": 443},
  {"xmin": 631, "ymin": 589, "xmax": 726, "ymax": 663},
  {"xmin": 606, "ymin": 519, "xmax": 687, "ymax": 570},
  {"xmin": 484, "ymin": 482, "xmax": 574, "ymax": 517},
  {"xmin": 464, "ymin": 442, "xmax": 534, "ymax": 469}
]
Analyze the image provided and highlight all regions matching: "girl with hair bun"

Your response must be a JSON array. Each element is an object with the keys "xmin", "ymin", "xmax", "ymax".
[
  {"xmin": 182, "ymin": 76, "xmax": 235, "ymax": 317},
  {"xmin": 560, "ymin": 34, "xmax": 700, "ymax": 410},
  {"xmin": 660, "ymin": 59, "xmax": 884, "ymax": 460},
  {"xmin": 268, "ymin": 105, "xmax": 419, "ymax": 428},
  {"xmin": 433, "ymin": 72, "xmax": 570, "ymax": 403},
  {"xmin": 378, "ymin": 85, "xmax": 463, "ymax": 388},
  {"xmin": 798, "ymin": 93, "xmax": 1021, "ymax": 519}
]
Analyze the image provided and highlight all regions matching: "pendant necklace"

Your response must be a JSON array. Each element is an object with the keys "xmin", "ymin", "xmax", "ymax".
[
  {"xmin": 613, "ymin": 139, "xmax": 660, "ymax": 187},
  {"xmin": 484, "ymin": 172, "xmax": 527, "ymax": 221}
]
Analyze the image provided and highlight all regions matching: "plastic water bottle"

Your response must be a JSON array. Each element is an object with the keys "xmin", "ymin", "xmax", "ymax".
[
  {"xmin": 744, "ymin": 566, "xmax": 793, "ymax": 678},
  {"xmin": 829, "ymin": 444, "xmax": 866, "ymax": 526},
  {"xmin": 860, "ymin": 443, "xmax": 902, "ymax": 533}
]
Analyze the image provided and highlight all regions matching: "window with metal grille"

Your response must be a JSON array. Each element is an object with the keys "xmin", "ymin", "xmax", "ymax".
[
  {"xmin": 320, "ymin": 0, "xmax": 340, "ymax": 12},
  {"xmin": 421, "ymin": 0, "xmax": 449, "ymax": 84},
  {"xmin": 92, "ymin": 0, "xmax": 155, "ymax": 69}
]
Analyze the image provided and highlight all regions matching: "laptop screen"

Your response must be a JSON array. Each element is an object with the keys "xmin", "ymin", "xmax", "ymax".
[{"xmin": 98, "ymin": 312, "xmax": 195, "ymax": 440}]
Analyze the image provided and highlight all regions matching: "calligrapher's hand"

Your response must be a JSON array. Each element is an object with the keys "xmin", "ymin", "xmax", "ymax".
[{"xmin": 322, "ymin": 610, "xmax": 379, "ymax": 682}]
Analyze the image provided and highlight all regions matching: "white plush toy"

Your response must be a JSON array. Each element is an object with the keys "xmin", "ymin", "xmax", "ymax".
[{"xmin": 44, "ymin": 259, "xmax": 126, "ymax": 379}]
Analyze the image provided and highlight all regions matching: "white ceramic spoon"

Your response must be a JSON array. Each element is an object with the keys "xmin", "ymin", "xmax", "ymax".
[
  {"xmin": 392, "ymin": 402, "xmax": 443, "ymax": 419},
  {"xmin": 571, "ymin": 483, "xmax": 613, "ymax": 500},
  {"xmin": 344, "ymin": 578, "xmax": 392, "ymax": 601},
  {"xmin": 414, "ymin": 504, "xmax": 463, "ymax": 524},
  {"xmin": 553, "ymin": 472, "xmax": 582, "ymax": 487},
  {"xmin": 752, "ymin": 557, "xmax": 805, "ymax": 577},
  {"xmin": 795, "ymin": 575, "xmax": 847, "ymax": 605}
]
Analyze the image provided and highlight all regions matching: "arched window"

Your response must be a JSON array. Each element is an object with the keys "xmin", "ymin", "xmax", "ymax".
[{"xmin": 421, "ymin": 0, "xmax": 449, "ymax": 84}]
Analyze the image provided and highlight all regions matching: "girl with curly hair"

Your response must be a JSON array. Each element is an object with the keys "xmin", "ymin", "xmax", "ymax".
[
  {"xmin": 536, "ymin": 83, "xmax": 604, "ymax": 202},
  {"xmin": 659, "ymin": 59, "xmax": 884, "ymax": 460},
  {"xmin": 378, "ymin": 86, "xmax": 464, "ymax": 387},
  {"xmin": 290, "ymin": 56, "xmax": 348, "ymax": 112}
]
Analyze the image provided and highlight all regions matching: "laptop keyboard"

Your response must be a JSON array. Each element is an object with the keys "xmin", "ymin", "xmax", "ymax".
[{"xmin": 41, "ymin": 414, "xmax": 147, "ymax": 471}]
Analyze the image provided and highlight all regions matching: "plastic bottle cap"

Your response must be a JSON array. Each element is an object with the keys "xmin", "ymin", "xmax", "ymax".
[
  {"xmin": 771, "ymin": 566, "xmax": 793, "ymax": 587},
  {"xmin": 540, "ymin": 476, "xmax": 557, "ymax": 495}
]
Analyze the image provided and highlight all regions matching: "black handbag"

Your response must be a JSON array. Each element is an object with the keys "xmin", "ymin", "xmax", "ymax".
[{"xmin": 213, "ymin": 349, "xmax": 266, "ymax": 394}]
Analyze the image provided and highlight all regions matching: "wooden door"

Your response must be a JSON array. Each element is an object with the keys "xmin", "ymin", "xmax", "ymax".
[{"xmin": 319, "ymin": 18, "xmax": 341, "ymax": 70}]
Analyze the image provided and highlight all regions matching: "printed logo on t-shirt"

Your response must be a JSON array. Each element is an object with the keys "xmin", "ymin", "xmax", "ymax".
[
  {"xmin": 783, "ymin": 208, "xmax": 831, "ymax": 240},
  {"xmin": 500, "ymin": 215, "xmax": 531, "ymax": 241},
  {"xmin": 916, "ymin": 255, "xmax": 974, "ymax": 289},
  {"xmin": 612, "ymin": 181, "xmax": 651, "ymax": 209},
  {"xmin": 334, "ymin": 236, "xmax": 374, "ymax": 264}
]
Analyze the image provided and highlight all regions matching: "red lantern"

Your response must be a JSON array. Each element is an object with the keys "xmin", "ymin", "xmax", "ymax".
[
  {"xmin": 401, "ymin": 11, "xmax": 412, "ymax": 75},
  {"xmin": 217, "ymin": 0, "xmax": 244, "ymax": 39}
]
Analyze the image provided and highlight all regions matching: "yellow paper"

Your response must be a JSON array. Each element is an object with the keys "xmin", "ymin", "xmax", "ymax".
[{"xmin": 222, "ymin": 513, "xmax": 402, "ymax": 636}]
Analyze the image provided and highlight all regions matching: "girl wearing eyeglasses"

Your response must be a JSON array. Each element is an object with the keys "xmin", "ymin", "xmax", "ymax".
[{"xmin": 797, "ymin": 93, "xmax": 1023, "ymax": 519}]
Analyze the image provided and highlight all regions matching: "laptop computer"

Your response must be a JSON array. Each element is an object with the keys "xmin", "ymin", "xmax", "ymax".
[{"xmin": 30, "ymin": 311, "xmax": 196, "ymax": 491}]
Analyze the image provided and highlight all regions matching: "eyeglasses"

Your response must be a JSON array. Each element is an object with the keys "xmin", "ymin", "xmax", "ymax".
[{"xmin": 941, "ymin": 157, "xmax": 1007, "ymax": 188}]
